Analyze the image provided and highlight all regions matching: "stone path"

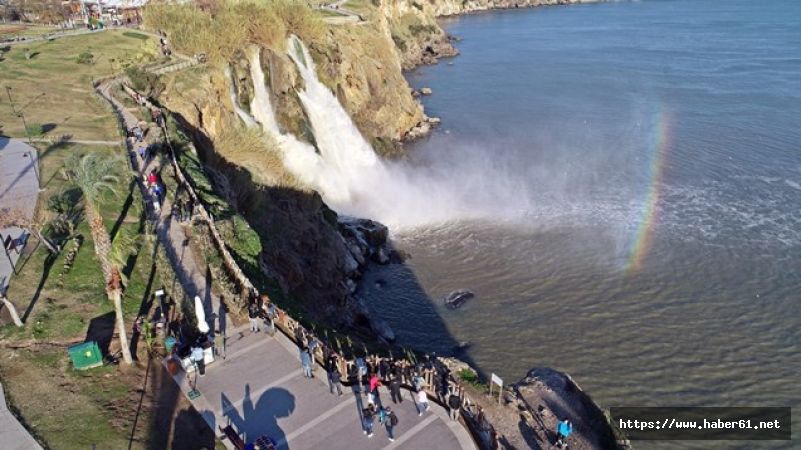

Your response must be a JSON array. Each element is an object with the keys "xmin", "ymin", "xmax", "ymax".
[
  {"xmin": 168, "ymin": 325, "xmax": 476, "ymax": 450},
  {"xmin": 318, "ymin": 0, "xmax": 366, "ymax": 25},
  {"xmin": 0, "ymin": 137, "xmax": 39, "ymax": 295},
  {"xmin": 0, "ymin": 383, "xmax": 43, "ymax": 450}
]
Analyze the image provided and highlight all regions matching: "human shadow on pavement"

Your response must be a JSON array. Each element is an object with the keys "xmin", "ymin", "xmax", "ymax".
[{"xmin": 221, "ymin": 384, "xmax": 295, "ymax": 446}]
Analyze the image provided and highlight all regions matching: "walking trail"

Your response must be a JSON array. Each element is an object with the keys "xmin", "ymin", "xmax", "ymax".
[{"xmin": 97, "ymin": 80, "xmax": 476, "ymax": 449}]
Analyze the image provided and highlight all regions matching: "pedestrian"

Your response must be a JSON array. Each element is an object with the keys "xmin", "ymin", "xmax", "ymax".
[
  {"xmin": 362, "ymin": 404, "xmax": 375, "ymax": 437},
  {"xmin": 355, "ymin": 355, "xmax": 367, "ymax": 394},
  {"xmin": 147, "ymin": 170, "xmax": 157, "ymax": 187},
  {"xmin": 369, "ymin": 372, "xmax": 382, "ymax": 406},
  {"xmin": 294, "ymin": 326, "xmax": 305, "ymax": 347},
  {"xmin": 379, "ymin": 358, "xmax": 389, "ymax": 381},
  {"xmin": 385, "ymin": 406, "xmax": 398, "ymax": 442},
  {"xmin": 183, "ymin": 197, "xmax": 193, "ymax": 222},
  {"xmin": 389, "ymin": 375, "xmax": 402, "ymax": 404},
  {"xmin": 152, "ymin": 183, "xmax": 162, "ymax": 202},
  {"xmin": 214, "ymin": 331, "xmax": 226, "ymax": 360},
  {"xmin": 191, "ymin": 344, "xmax": 205, "ymax": 376},
  {"xmin": 415, "ymin": 388, "xmax": 429, "ymax": 416},
  {"xmin": 137, "ymin": 145, "xmax": 146, "ymax": 161},
  {"xmin": 172, "ymin": 198, "xmax": 183, "ymax": 220},
  {"xmin": 262, "ymin": 297, "xmax": 277, "ymax": 334},
  {"xmin": 448, "ymin": 390, "xmax": 462, "ymax": 421},
  {"xmin": 327, "ymin": 356, "xmax": 343, "ymax": 396},
  {"xmin": 301, "ymin": 347, "xmax": 313, "ymax": 378},
  {"xmin": 413, "ymin": 372, "xmax": 424, "ymax": 392},
  {"xmin": 307, "ymin": 336, "xmax": 319, "ymax": 370},
  {"xmin": 556, "ymin": 418, "xmax": 572, "ymax": 448},
  {"xmin": 248, "ymin": 301, "xmax": 260, "ymax": 333}
]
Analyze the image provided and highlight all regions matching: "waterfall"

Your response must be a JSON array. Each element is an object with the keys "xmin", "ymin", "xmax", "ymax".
[
  {"xmin": 247, "ymin": 47, "xmax": 281, "ymax": 135},
  {"xmin": 230, "ymin": 37, "xmax": 528, "ymax": 227},
  {"xmin": 224, "ymin": 66, "xmax": 258, "ymax": 128},
  {"xmin": 238, "ymin": 46, "xmax": 346, "ymax": 199},
  {"xmin": 285, "ymin": 35, "xmax": 471, "ymax": 226}
]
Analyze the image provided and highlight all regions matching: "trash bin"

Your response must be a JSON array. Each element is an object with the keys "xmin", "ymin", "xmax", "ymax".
[
  {"xmin": 164, "ymin": 336, "xmax": 177, "ymax": 353},
  {"xmin": 67, "ymin": 341, "xmax": 103, "ymax": 370}
]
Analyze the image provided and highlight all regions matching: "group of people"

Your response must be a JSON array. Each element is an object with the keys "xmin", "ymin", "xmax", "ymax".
[
  {"xmin": 247, "ymin": 295, "xmax": 278, "ymax": 335},
  {"xmin": 146, "ymin": 169, "xmax": 164, "ymax": 205},
  {"xmin": 159, "ymin": 35, "xmax": 172, "ymax": 57},
  {"xmin": 171, "ymin": 191, "xmax": 195, "ymax": 223},
  {"xmin": 241, "ymin": 292, "xmax": 482, "ymax": 443}
]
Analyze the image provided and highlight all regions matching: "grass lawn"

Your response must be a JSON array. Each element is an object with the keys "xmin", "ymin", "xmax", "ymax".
[
  {"xmin": 0, "ymin": 141, "xmax": 220, "ymax": 449},
  {"xmin": 0, "ymin": 23, "xmax": 59, "ymax": 39},
  {"xmin": 0, "ymin": 30, "xmax": 160, "ymax": 141}
]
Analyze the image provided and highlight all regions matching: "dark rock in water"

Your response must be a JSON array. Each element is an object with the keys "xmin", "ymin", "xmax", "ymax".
[
  {"xmin": 452, "ymin": 341, "xmax": 472, "ymax": 353},
  {"xmin": 374, "ymin": 279, "xmax": 386, "ymax": 288},
  {"xmin": 443, "ymin": 290, "xmax": 474, "ymax": 309},
  {"xmin": 389, "ymin": 248, "xmax": 410, "ymax": 263}
]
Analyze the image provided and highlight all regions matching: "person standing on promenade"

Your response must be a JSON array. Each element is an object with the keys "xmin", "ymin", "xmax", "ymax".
[
  {"xmin": 262, "ymin": 296, "xmax": 276, "ymax": 334},
  {"xmin": 448, "ymin": 389, "xmax": 462, "ymax": 421},
  {"xmin": 248, "ymin": 301, "xmax": 260, "ymax": 333},
  {"xmin": 369, "ymin": 372, "xmax": 382, "ymax": 406},
  {"xmin": 389, "ymin": 375, "xmax": 403, "ymax": 404},
  {"xmin": 362, "ymin": 404, "xmax": 375, "ymax": 437},
  {"xmin": 415, "ymin": 388, "xmax": 429, "ymax": 416},
  {"xmin": 385, "ymin": 407, "xmax": 398, "ymax": 442},
  {"xmin": 327, "ymin": 355, "xmax": 343, "ymax": 396},
  {"xmin": 355, "ymin": 355, "xmax": 368, "ymax": 393},
  {"xmin": 301, "ymin": 347, "xmax": 313, "ymax": 378}
]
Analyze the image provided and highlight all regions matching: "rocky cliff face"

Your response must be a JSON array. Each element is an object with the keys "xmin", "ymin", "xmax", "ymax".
[{"xmin": 158, "ymin": 57, "xmax": 399, "ymax": 339}]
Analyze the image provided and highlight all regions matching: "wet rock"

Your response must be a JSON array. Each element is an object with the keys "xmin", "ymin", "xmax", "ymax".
[
  {"xmin": 372, "ymin": 247, "xmax": 391, "ymax": 265},
  {"xmin": 443, "ymin": 289, "xmax": 474, "ymax": 309}
]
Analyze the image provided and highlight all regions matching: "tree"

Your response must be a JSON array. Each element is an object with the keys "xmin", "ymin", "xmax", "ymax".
[
  {"xmin": 0, "ymin": 207, "xmax": 59, "ymax": 254},
  {"xmin": 64, "ymin": 153, "xmax": 133, "ymax": 365}
]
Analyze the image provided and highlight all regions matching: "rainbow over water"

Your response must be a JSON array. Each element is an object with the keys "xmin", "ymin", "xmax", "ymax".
[{"xmin": 625, "ymin": 108, "xmax": 672, "ymax": 274}]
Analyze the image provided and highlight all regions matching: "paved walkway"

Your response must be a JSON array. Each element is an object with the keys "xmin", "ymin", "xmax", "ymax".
[
  {"xmin": 0, "ymin": 137, "xmax": 39, "ymax": 295},
  {"xmin": 96, "ymin": 81, "xmax": 218, "ymax": 325},
  {"xmin": 0, "ymin": 383, "xmax": 43, "ymax": 450},
  {"xmin": 168, "ymin": 326, "xmax": 475, "ymax": 450}
]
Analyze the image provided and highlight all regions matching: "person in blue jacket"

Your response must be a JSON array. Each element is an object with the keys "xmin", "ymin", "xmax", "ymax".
[{"xmin": 556, "ymin": 418, "xmax": 572, "ymax": 447}]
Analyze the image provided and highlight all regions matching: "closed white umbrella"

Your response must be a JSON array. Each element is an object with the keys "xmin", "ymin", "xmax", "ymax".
[{"xmin": 194, "ymin": 295, "xmax": 210, "ymax": 334}]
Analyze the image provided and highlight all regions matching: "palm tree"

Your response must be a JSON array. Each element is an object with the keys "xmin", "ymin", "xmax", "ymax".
[{"xmin": 65, "ymin": 153, "xmax": 133, "ymax": 365}]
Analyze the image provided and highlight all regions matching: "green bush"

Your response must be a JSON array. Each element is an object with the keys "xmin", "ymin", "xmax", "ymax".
[
  {"xmin": 25, "ymin": 123, "xmax": 45, "ymax": 136},
  {"xmin": 76, "ymin": 50, "xmax": 94, "ymax": 64},
  {"xmin": 122, "ymin": 31, "xmax": 149, "ymax": 40},
  {"xmin": 124, "ymin": 66, "xmax": 164, "ymax": 97},
  {"xmin": 409, "ymin": 24, "xmax": 437, "ymax": 37},
  {"xmin": 392, "ymin": 34, "xmax": 407, "ymax": 52}
]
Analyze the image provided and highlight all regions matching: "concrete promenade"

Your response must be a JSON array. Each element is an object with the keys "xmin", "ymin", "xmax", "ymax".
[
  {"xmin": 0, "ymin": 137, "xmax": 40, "ymax": 295},
  {"xmin": 0, "ymin": 383, "xmax": 43, "ymax": 450},
  {"xmin": 168, "ymin": 325, "xmax": 476, "ymax": 450}
]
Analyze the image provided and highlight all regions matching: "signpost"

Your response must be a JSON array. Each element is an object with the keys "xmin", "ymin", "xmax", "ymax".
[{"xmin": 489, "ymin": 373, "xmax": 503, "ymax": 405}]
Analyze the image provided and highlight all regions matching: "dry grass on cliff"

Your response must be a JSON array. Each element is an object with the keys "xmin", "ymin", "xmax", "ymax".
[
  {"xmin": 214, "ymin": 125, "xmax": 301, "ymax": 189},
  {"xmin": 143, "ymin": 0, "xmax": 326, "ymax": 62}
]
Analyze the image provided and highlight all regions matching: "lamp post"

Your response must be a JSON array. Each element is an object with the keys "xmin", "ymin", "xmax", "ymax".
[
  {"xmin": 22, "ymin": 151, "xmax": 41, "ymax": 188},
  {"xmin": 5, "ymin": 86, "xmax": 31, "ymax": 143}
]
